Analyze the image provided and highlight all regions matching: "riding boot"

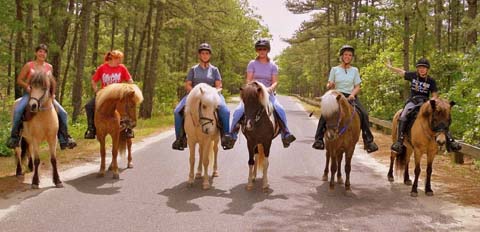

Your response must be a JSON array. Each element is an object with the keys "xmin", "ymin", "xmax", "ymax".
[
  {"xmin": 218, "ymin": 108, "xmax": 235, "ymax": 150},
  {"xmin": 221, "ymin": 133, "xmax": 235, "ymax": 150},
  {"xmin": 391, "ymin": 120, "xmax": 407, "ymax": 153},
  {"xmin": 446, "ymin": 131, "xmax": 462, "ymax": 152},
  {"xmin": 276, "ymin": 113, "xmax": 296, "ymax": 148},
  {"xmin": 312, "ymin": 116, "xmax": 326, "ymax": 150},
  {"xmin": 84, "ymin": 107, "xmax": 96, "ymax": 139},
  {"xmin": 58, "ymin": 119, "xmax": 77, "ymax": 150},
  {"xmin": 7, "ymin": 124, "xmax": 22, "ymax": 149},
  {"xmin": 172, "ymin": 127, "xmax": 187, "ymax": 151},
  {"xmin": 125, "ymin": 128, "xmax": 135, "ymax": 138}
]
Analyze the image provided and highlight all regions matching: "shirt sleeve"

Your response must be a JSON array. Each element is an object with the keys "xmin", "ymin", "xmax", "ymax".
[
  {"xmin": 271, "ymin": 63, "xmax": 279, "ymax": 76},
  {"xmin": 430, "ymin": 78, "xmax": 438, "ymax": 93},
  {"xmin": 185, "ymin": 68, "xmax": 194, "ymax": 82},
  {"xmin": 404, "ymin": 71, "xmax": 415, "ymax": 82},
  {"xmin": 353, "ymin": 67, "xmax": 362, "ymax": 85},
  {"xmin": 328, "ymin": 67, "xmax": 336, "ymax": 82},
  {"xmin": 92, "ymin": 65, "xmax": 102, "ymax": 82},
  {"xmin": 213, "ymin": 67, "xmax": 222, "ymax": 81},
  {"xmin": 121, "ymin": 65, "xmax": 132, "ymax": 82},
  {"xmin": 246, "ymin": 60, "xmax": 255, "ymax": 74}
]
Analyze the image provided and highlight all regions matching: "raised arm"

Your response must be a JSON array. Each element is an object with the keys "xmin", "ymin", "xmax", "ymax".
[{"xmin": 386, "ymin": 59, "xmax": 406, "ymax": 77}]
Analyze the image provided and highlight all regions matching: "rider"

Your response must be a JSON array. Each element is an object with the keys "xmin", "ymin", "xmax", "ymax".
[
  {"xmin": 84, "ymin": 50, "xmax": 134, "ymax": 139},
  {"xmin": 171, "ymin": 43, "xmax": 235, "ymax": 151},
  {"xmin": 312, "ymin": 45, "xmax": 378, "ymax": 153},
  {"xmin": 386, "ymin": 58, "xmax": 462, "ymax": 153},
  {"xmin": 7, "ymin": 44, "xmax": 77, "ymax": 150},
  {"xmin": 230, "ymin": 38, "xmax": 296, "ymax": 148}
]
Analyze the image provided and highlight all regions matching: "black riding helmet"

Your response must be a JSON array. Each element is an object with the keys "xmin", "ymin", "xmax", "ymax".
[
  {"xmin": 415, "ymin": 58, "xmax": 430, "ymax": 69},
  {"xmin": 198, "ymin": 43, "xmax": 212, "ymax": 53},
  {"xmin": 339, "ymin": 45, "xmax": 355, "ymax": 56},
  {"xmin": 255, "ymin": 38, "xmax": 271, "ymax": 51}
]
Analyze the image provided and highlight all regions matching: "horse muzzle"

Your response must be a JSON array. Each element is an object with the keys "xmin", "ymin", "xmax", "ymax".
[
  {"xmin": 325, "ymin": 129, "xmax": 339, "ymax": 141},
  {"xmin": 435, "ymin": 132, "xmax": 446, "ymax": 146},
  {"xmin": 245, "ymin": 120, "xmax": 254, "ymax": 131}
]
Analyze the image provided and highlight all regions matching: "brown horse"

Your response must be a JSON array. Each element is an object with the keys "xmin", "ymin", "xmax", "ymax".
[
  {"xmin": 320, "ymin": 90, "xmax": 361, "ymax": 192},
  {"xmin": 95, "ymin": 83, "xmax": 143, "ymax": 179},
  {"xmin": 240, "ymin": 81, "xmax": 280, "ymax": 191},
  {"xmin": 13, "ymin": 72, "xmax": 62, "ymax": 189},
  {"xmin": 388, "ymin": 98, "xmax": 454, "ymax": 197},
  {"xmin": 184, "ymin": 83, "xmax": 221, "ymax": 189}
]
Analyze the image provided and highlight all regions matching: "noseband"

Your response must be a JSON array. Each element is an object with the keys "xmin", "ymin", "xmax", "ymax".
[
  {"xmin": 325, "ymin": 101, "xmax": 356, "ymax": 136},
  {"xmin": 29, "ymin": 87, "xmax": 52, "ymax": 112},
  {"xmin": 198, "ymin": 101, "xmax": 217, "ymax": 133}
]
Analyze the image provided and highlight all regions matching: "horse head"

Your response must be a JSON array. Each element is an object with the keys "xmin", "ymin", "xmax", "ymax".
[
  {"xmin": 320, "ymin": 90, "xmax": 346, "ymax": 141},
  {"xmin": 421, "ymin": 98, "xmax": 455, "ymax": 146},
  {"xmin": 115, "ymin": 84, "xmax": 143, "ymax": 130},
  {"xmin": 240, "ymin": 81, "xmax": 270, "ymax": 132},
  {"xmin": 28, "ymin": 71, "xmax": 55, "ymax": 112},
  {"xmin": 186, "ymin": 83, "xmax": 220, "ymax": 135}
]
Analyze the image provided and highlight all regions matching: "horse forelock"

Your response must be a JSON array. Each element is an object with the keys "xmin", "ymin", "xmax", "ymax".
[
  {"xmin": 320, "ymin": 90, "xmax": 340, "ymax": 117},
  {"xmin": 29, "ymin": 71, "xmax": 50, "ymax": 89},
  {"xmin": 241, "ymin": 81, "xmax": 271, "ymax": 112},
  {"xmin": 96, "ymin": 83, "xmax": 143, "ymax": 107},
  {"xmin": 185, "ymin": 83, "xmax": 219, "ymax": 115}
]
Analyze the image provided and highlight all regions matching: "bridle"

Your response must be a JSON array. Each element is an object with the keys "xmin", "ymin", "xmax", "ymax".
[
  {"xmin": 325, "ymin": 100, "xmax": 356, "ymax": 137},
  {"xmin": 198, "ymin": 100, "xmax": 217, "ymax": 133}
]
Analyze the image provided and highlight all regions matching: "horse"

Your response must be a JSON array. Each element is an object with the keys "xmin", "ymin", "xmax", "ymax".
[
  {"xmin": 320, "ymin": 90, "xmax": 361, "ymax": 192},
  {"xmin": 388, "ymin": 98, "xmax": 454, "ymax": 197},
  {"xmin": 184, "ymin": 83, "xmax": 221, "ymax": 190},
  {"xmin": 12, "ymin": 71, "xmax": 62, "ymax": 189},
  {"xmin": 240, "ymin": 81, "xmax": 280, "ymax": 191},
  {"xmin": 94, "ymin": 83, "xmax": 143, "ymax": 179}
]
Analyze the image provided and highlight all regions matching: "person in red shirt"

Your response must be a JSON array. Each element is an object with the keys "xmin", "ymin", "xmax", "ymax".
[{"xmin": 84, "ymin": 50, "xmax": 134, "ymax": 139}]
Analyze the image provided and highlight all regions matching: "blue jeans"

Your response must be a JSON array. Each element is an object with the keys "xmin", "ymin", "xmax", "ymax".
[
  {"xmin": 174, "ymin": 93, "xmax": 230, "ymax": 139},
  {"xmin": 230, "ymin": 94, "xmax": 290, "ymax": 139},
  {"xmin": 11, "ymin": 93, "xmax": 70, "ymax": 144}
]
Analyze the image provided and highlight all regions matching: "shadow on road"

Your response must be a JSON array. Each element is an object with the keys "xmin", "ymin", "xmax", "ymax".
[{"xmin": 66, "ymin": 169, "xmax": 127, "ymax": 196}]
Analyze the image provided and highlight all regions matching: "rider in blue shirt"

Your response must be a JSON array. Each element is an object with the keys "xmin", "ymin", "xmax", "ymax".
[{"xmin": 172, "ymin": 43, "xmax": 235, "ymax": 150}]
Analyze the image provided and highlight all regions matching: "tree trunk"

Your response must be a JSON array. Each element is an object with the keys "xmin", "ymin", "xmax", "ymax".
[
  {"xmin": 123, "ymin": 25, "xmax": 130, "ymax": 66},
  {"xmin": 72, "ymin": 0, "xmax": 92, "ymax": 122},
  {"xmin": 14, "ymin": 0, "xmax": 25, "ymax": 99},
  {"xmin": 91, "ymin": 0, "xmax": 101, "ymax": 67},
  {"xmin": 37, "ymin": 0, "xmax": 49, "ymax": 45},
  {"xmin": 25, "ymin": 1, "xmax": 33, "ymax": 57},
  {"xmin": 110, "ymin": 13, "xmax": 116, "ymax": 50},
  {"xmin": 434, "ymin": 0, "xmax": 443, "ymax": 51},
  {"xmin": 467, "ymin": 0, "xmax": 478, "ymax": 47},
  {"xmin": 132, "ymin": 0, "xmax": 154, "ymax": 79},
  {"xmin": 402, "ymin": 0, "xmax": 411, "ymax": 100},
  {"xmin": 60, "ymin": 15, "xmax": 80, "ymax": 105}
]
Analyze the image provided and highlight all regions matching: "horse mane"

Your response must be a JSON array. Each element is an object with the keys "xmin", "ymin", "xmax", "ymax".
[
  {"xmin": 241, "ymin": 81, "xmax": 272, "ymax": 114},
  {"xmin": 321, "ymin": 90, "xmax": 343, "ymax": 117},
  {"xmin": 29, "ymin": 71, "xmax": 56, "ymax": 98},
  {"xmin": 96, "ymin": 83, "xmax": 144, "ymax": 107},
  {"xmin": 185, "ymin": 83, "xmax": 220, "ymax": 116},
  {"xmin": 418, "ymin": 98, "xmax": 451, "ymax": 119}
]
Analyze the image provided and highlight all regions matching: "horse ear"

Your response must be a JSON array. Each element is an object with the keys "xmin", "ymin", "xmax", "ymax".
[
  {"xmin": 200, "ymin": 87, "xmax": 204, "ymax": 94},
  {"xmin": 449, "ymin": 101, "xmax": 456, "ymax": 107},
  {"xmin": 336, "ymin": 94, "xmax": 341, "ymax": 101},
  {"xmin": 429, "ymin": 99, "xmax": 436, "ymax": 111},
  {"xmin": 239, "ymin": 87, "xmax": 243, "ymax": 91}
]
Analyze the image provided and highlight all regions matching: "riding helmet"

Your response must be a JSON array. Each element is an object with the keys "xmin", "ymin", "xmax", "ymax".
[
  {"xmin": 339, "ymin": 45, "xmax": 355, "ymax": 56},
  {"xmin": 415, "ymin": 58, "xmax": 430, "ymax": 69},
  {"xmin": 255, "ymin": 38, "xmax": 271, "ymax": 51},
  {"xmin": 198, "ymin": 43, "xmax": 212, "ymax": 53}
]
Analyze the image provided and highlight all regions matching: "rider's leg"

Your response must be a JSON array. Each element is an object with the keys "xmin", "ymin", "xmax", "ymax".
[
  {"xmin": 391, "ymin": 102, "xmax": 416, "ymax": 153},
  {"xmin": 172, "ymin": 96, "xmax": 187, "ymax": 150},
  {"xmin": 84, "ymin": 97, "xmax": 96, "ymax": 139},
  {"xmin": 217, "ymin": 94, "xmax": 235, "ymax": 150},
  {"xmin": 230, "ymin": 102, "xmax": 244, "ymax": 142},
  {"xmin": 7, "ymin": 94, "xmax": 29, "ymax": 148},
  {"xmin": 446, "ymin": 127, "xmax": 462, "ymax": 152},
  {"xmin": 54, "ymin": 100, "xmax": 77, "ymax": 150},
  {"xmin": 270, "ymin": 94, "xmax": 296, "ymax": 148},
  {"xmin": 312, "ymin": 116, "xmax": 326, "ymax": 150},
  {"xmin": 354, "ymin": 97, "xmax": 378, "ymax": 153}
]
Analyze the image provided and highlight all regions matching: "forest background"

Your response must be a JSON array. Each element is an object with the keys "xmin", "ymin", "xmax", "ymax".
[{"xmin": 0, "ymin": 0, "xmax": 478, "ymax": 157}]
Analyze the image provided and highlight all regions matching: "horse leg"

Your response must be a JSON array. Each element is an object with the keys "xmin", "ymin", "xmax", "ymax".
[
  {"xmin": 31, "ymin": 142, "xmax": 40, "ymax": 189},
  {"xmin": 252, "ymin": 153, "xmax": 258, "ymax": 182},
  {"xmin": 262, "ymin": 143, "xmax": 271, "ymax": 191},
  {"xmin": 322, "ymin": 151, "xmax": 330, "ymax": 181},
  {"xmin": 195, "ymin": 145, "xmax": 202, "ymax": 179},
  {"xmin": 97, "ymin": 136, "xmax": 107, "ymax": 177},
  {"xmin": 246, "ymin": 142, "xmax": 255, "ymax": 191},
  {"xmin": 127, "ymin": 138, "xmax": 133, "ymax": 169},
  {"xmin": 404, "ymin": 150, "xmax": 412, "ymax": 185},
  {"xmin": 188, "ymin": 143, "xmax": 196, "ymax": 186},
  {"xmin": 201, "ymin": 143, "xmax": 210, "ymax": 190},
  {"xmin": 111, "ymin": 135, "xmax": 120, "ymax": 179},
  {"xmin": 345, "ymin": 151, "xmax": 353, "ymax": 192},
  {"xmin": 411, "ymin": 151, "xmax": 422, "ymax": 197},
  {"xmin": 15, "ymin": 148, "xmax": 23, "ymax": 177},
  {"xmin": 425, "ymin": 153, "xmax": 435, "ymax": 196},
  {"xmin": 387, "ymin": 151, "xmax": 395, "ymax": 182},
  {"xmin": 212, "ymin": 140, "xmax": 219, "ymax": 177},
  {"xmin": 329, "ymin": 151, "xmax": 337, "ymax": 190},
  {"xmin": 337, "ymin": 152, "xmax": 344, "ymax": 184},
  {"xmin": 48, "ymin": 139, "xmax": 63, "ymax": 188}
]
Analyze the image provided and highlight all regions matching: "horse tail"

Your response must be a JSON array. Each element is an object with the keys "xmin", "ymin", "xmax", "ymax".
[
  {"xmin": 256, "ymin": 144, "xmax": 265, "ymax": 172},
  {"xmin": 119, "ymin": 132, "xmax": 127, "ymax": 161},
  {"xmin": 395, "ymin": 148, "xmax": 407, "ymax": 176}
]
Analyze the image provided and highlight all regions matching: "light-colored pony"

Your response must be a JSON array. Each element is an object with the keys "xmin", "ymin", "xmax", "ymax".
[
  {"xmin": 13, "ymin": 72, "xmax": 62, "ymax": 189},
  {"xmin": 184, "ymin": 83, "xmax": 221, "ymax": 190},
  {"xmin": 95, "ymin": 83, "xmax": 143, "ymax": 179}
]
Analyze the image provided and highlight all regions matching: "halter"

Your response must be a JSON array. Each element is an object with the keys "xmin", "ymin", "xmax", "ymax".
[
  {"xmin": 197, "ymin": 100, "xmax": 217, "ymax": 133},
  {"xmin": 119, "ymin": 96, "xmax": 132, "ymax": 129},
  {"xmin": 29, "ymin": 87, "xmax": 53, "ymax": 112},
  {"xmin": 325, "ymin": 101, "xmax": 356, "ymax": 136}
]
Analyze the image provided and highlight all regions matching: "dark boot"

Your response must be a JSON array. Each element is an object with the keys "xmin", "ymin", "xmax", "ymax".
[
  {"xmin": 391, "ymin": 120, "xmax": 407, "ymax": 153},
  {"xmin": 221, "ymin": 133, "xmax": 235, "ymax": 150},
  {"xmin": 312, "ymin": 117, "xmax": 326, "ymax": 150},
  {"xmin": 125, "ymin": 128, "xmax": 135, "ymax": 138},
  {"xmin": 364, "ymin": 141, "xmax": 378, "ymax": 153},
  {"xmin": 282, "ymin": 133, "xmax": 296, "ymax": 148},
  {"xmin": 84, "ymin": 99, "xmax": 96, "ymax": 139},
  {"xmin": 58, "ymin": 119, "xmax": 77, "ymax": 150},
  {"xmin": 446, "ymin": 131, "xmax": 461, "ymax": 152},
  {"xmin": 7, "ymin": 125, "xmax": 21, "ymax": 149},
  {"xmin": 172, "ymin": 130, "xmax": 187, "ymax": 151}
]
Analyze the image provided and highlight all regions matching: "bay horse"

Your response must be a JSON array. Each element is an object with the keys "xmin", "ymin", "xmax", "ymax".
[
  {"xmin": 13, "ymin": 71, "xmax": 62, "ymax": 189},
  {"xmin": 184, "ymin": 83, "xmax": 221, "ymax": 190},
  {"xmin": 95, "ymin": 83, "xmax": 143, "ymax": 179},
  {"xmin": 320, "ymin": 90, "xmax": 361, "ymax": 192},
  {"xmin": 388, "ymin": 98, "xmax": 454, "ymax": 197},
  {"xmin": 240, "ymin": 81, "xmax": 280, "ymax": 191}
]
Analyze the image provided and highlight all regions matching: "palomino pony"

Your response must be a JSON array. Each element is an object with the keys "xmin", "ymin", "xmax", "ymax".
[
  {"xmin": 320, "ymin": 90, "xmax": 361, "ymax": 192},
  {"xmin": 95, "ymin": 83, "xmax": 143, "ymax": 179},
  {"xmin": 388, "ymin": 98, "xmax": 454, "ymax": 197},
  {"xmin": 184, "ymin": 83, "xmax": 221, "ymax": 190},
  {"xmin": 13, "ymin": 71, "xmax": 62, "ymax": 189},
  {"xmin": 240, "ymin": 81, "xmax": 280, "ymax": 191}
]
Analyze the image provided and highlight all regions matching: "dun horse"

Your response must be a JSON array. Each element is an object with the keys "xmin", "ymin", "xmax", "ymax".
[
  {"xmin": 95, "ymin": 83, "xmax": 143, "ymax": 179},
  {"xmin": 13, "ymin": 72, "xmax": 62, "ymax": 189},
  {"xmin": 240, "ymin": 81, "xmax": 279, "ymax": 191},
  {"xmin": 184, "ymin": 83, "xmax": 221, "ymax": 190},
  {"xmin": 388, "ymin": 98, "xmax": 454, "ymax": 197},
  {"xmin": 320, "ymin": 90, "xmax": 361, "ymax": 192}
]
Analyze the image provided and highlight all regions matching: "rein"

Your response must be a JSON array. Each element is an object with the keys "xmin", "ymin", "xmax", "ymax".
[{"xmin": 338, "ymin": 102, "xmax": 356, "ymax": 136}]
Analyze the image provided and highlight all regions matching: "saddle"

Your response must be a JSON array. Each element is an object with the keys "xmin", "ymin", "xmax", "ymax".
[{"xmin": 398, "ymin": 105, "xmax": 421, "ymax": 138}]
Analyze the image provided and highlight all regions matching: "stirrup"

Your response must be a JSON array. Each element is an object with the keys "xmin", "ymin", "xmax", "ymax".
[
  {"xmin": 60, "ymin": 138, "xmax": 77, "ymax": 150},
  {"xmin": 282, "ymin": 134, "xmax": 296, "ymax": 148},
  {"xmin": 125, "ymin": 128, "xmax": 135, "ymax": 138},
  {"xmin": 365, "ymin": 141, "xmax": 378, "ymax": 153},
  {"xmin": 6, "ymin": 136, "xmax": 21, "ymax": 149},
  {"xmin": 391, "ymin": 141, "xmax": 404, "ymax": 153},
  {"xmin": 312, "ymin": 139, "xmax": 325, "ymax": 150},
  {"xmin": 172, "ymin": 139, "xmax": 185, "ymax": 151},
  {"xmin": 447, "ymin": 141, "xmax": 462, "ymax": 152}
]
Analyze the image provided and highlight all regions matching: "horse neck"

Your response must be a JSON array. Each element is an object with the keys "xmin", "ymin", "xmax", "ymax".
[
  {"xmin": 97, "ymin": 98, "xmax": 118, "ymax": 116},
  {"xmin": 338, "ymin": 99, "xmax": 352, "ymax": 124},
  {"xmin": 187, "ymin": 98, "xmax": 201, "ymax": 124}
]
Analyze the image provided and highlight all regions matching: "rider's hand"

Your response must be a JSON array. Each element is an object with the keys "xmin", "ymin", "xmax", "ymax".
[
  {"xmin": 348, "ymin": 94, "xmax": 356, "ymax": 101},
  {"xmin": 25, "ymin": 85, "xmax": 31, "ymax": 93},
  {"xmin": 327, "ymin": 82, "xmax": 335, "ymax": 90},
  {"xmin": 385, "ymin": 59, "xmax": 393, "ymax": 69}
]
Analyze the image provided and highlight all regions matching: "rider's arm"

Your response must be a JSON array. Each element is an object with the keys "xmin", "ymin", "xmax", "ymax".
[
  {"xmin": 214, "ymin": 80, "xmax": 222, "ymax": 89},
  {"xmin": 16, "ymin": 63, "xmax": 30, "ymax": 91},
  {"xmin": 351, "ymin": 84, "xmax": 361, "ymax": 98},
  {"xmin": 246, "ymin": 72, "xmax": 254, "ymax": 83},
  {"xmin": 268, "ymin": 74, "xmax": 278, "ymax": 93},
  {"xmin": 386, "ymin": 60, "xmax": 406, "ymax": 77},
  {"xmin": 326, "ymin": 67, "xmax": 336, "ymax": 89},
  {"xmin": 185, "ymin": 80, "xmax": 193, "ymax": 93},
  {"xmin": 91, "ymin": 79, "xmax": 99, "ymax": 93},
  {"xmin": 431, "ymin": 91, "xmax": 439, "ymax": 99}
]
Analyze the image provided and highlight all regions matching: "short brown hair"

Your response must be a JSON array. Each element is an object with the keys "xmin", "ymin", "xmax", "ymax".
[{"xmin": 35, "ymin": 44, "xmax": 48, "ymax": 53}]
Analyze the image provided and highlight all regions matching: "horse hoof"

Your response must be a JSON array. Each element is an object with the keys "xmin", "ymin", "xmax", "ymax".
[
  {"xmin": 97, "ymin": 172, "xmax": 105, "ymax": 178},
  {"xmin": 246, "ymin": 184, "xmax": 254, "ymax": 191},
  {"xmin": 410, "ymin": 192, "xmax": 418, "ymax": 197},
  {"xmin": 337, "ymin": 178, "xmax": 344, "ymax": 184},
  {"xmin": 263, "ymin": 186, "xmax": 270, "ymax": 193},
  {"xmin": 262, "ymin": 184, "xmax": 270, "ymax": 190},
  {"xmin": 108, "ymin": 165, "xmax": 113, "ymax": 171},
  {"xmin": 195, "ymin": 173, "xmax": 202, "ymax": 179},
  {"xmin": 127, "ymin": 163, "xmax": 134, "ymax": 169},
  {"xmin": 212, "ymin": 171, "xmax": 219, "ymax": 177},
  {"xmin": 322, "ymin": 175, "xmax": 328, "ymax": 181},
  {"xmin": 112, "ymin": 173, "xmax": 120, "ymax": 179},
  {"xmin": 425, "ymin": 191, "xmax": 434, "ymax": 196},
  {"xmin": 388, "ymin": 176, "xmax": 394, "ymax": 182},
  {"xmin": 55, "ymin": 183, "xmax": 64, "ymax": 188},
  {"xmin": 404, "ymin": 180, "xmax": 412, "ymax": 186},
  {"xmin": 32, "ymin": 184, "xmax": 39, "ymax": 189},
  {"xmin": 252, "ymin": 178, "xmax": 256, "ymax": 183},
  {"xmin": 202, "ymin": 183, "xmax": 210, "ymax": 190}
]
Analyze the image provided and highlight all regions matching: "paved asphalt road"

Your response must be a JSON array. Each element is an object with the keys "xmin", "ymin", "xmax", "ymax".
[{"xmin": 1, "ymin": 96, "xmax": 479, "ymax": 232}]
